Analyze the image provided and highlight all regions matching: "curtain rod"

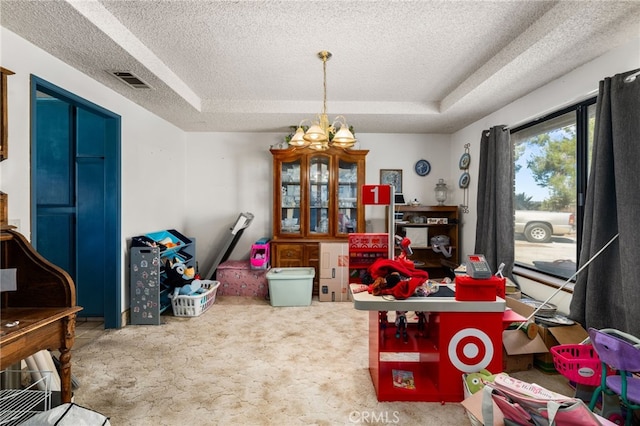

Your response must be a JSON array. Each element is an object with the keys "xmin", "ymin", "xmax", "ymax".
[
  {"xmin": 625, "ymin": 70, "xmax": 640, "ymax": 83},
  {"xmin": 504, "ymin": 69, "xmax": 637, "ymax": 130},
  {"xmin": 502, "ymin": 88, "xmax": 599, "ymax": 131}
]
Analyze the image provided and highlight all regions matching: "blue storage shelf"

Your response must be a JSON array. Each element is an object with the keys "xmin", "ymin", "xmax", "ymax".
[{"xmin": 130, "ymin": 230, "xmax": 196, "ymax": 321}]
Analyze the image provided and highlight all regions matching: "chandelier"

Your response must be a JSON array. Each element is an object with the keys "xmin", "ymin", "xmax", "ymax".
[{"xmin": 288, "ymin": 51, "xmax": 357, "ymax": 150}]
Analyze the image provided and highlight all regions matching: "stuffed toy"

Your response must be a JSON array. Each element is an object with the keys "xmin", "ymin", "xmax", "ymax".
[
  {"xmin": 178, "ymin": 278, "xmax": 205, "ymax": 296},
  {"xmin": 164, "ymin": 258, "xmax": 195, "ymax": 289},
  {"xmin": 465, "ymin": 369, "xmax": 502, "ymax": 394}
]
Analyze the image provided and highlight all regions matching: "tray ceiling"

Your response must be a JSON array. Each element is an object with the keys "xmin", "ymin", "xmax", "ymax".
[{"xmin": 1, "ymin": 0, "xmax": 639, "ymax": 134}]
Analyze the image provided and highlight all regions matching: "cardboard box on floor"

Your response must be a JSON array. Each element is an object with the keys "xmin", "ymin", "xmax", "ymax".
[
  {"xmin": 535, "ymin": 321, "xmax": 589, "ymax": 372},
  {"xmin": 502, "ymin": 329, "xmax": 547, "ymax": 372},
  {"xmin": 505, "ymin": 296, "xmax": 589, "ymax": 373},
  {"xmin": 319, "ymin": 280, "xmax": 350, "ymax": 302},
  {"xmin": 502, "ymin": 297, "xmax": 548, "ymax": 373}
]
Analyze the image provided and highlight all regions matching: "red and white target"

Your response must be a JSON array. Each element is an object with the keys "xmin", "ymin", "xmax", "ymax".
[{"xmin": 447, "ymin": 328, "xmax": 494, "ymax": 373}]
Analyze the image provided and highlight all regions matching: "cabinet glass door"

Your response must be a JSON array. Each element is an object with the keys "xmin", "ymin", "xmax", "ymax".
[
  {"xmin": 280, "ymin": 158, "xmax": 301, "ymax": 235},
  {"xmin": 337, "ymin": 159, "xmax": 358, "ymax": 234},
  {"xmin": 309, "ymin": 155, "xmax": 329, "ymax": 235}
]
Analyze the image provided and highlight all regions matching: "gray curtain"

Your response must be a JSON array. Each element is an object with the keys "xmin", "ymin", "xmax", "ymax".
[
  {"xmin": 569, "ymin": 69, "xmax": 640, "ymax": 337},
  {"xmin": 474, "ymin": 125, "xmax": 515, "ymax": 280}
]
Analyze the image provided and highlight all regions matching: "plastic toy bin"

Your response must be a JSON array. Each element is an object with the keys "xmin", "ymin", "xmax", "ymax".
[
  {"xmin": 550, "ymin": 344, "xmax": 605, "ymax": 386},
  {"xmin": 139, "ymin": 229, "xmax": 192, "ymax": 257},
  {"xmin": 266, "ymin": 267, "xmax": 315, "ymax": 307},
  {"xmin": 170, "ymin": 280, "xmax": 220, "ymax": 317}
]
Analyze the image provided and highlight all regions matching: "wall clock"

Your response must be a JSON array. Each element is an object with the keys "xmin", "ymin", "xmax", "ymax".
[{"xmin": 414, "ymin": 159, "xmax": 431, "ymax": 176}]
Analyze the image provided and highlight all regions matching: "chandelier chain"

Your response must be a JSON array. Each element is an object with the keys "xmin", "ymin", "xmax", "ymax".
[{"xmin": 323, "ymin": 54, "xmax": 328, "ymax": 116}]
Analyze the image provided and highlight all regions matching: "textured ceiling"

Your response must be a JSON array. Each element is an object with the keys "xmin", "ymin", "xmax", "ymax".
[{"xmin": 1, "ymin": 0, "xmax": 639, "ymax": 135}]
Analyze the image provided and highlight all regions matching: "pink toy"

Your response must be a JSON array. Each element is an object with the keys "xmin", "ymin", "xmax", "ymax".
[{"xmin": 250, "ymin": 243, "xmax": 270, "ymax": 270}]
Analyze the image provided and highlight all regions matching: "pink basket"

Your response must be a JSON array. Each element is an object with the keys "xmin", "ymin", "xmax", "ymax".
[{"xmin": 550, "ymin": 344, "xmax": 604, "ymax": 386}]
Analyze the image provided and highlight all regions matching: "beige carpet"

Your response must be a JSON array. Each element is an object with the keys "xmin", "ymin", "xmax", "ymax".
[{"xmin": 71, "ymin": 296, "xmax": 572, "ymax": 425}]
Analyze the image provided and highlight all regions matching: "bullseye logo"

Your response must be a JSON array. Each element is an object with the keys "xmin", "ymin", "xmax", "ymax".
[{"xmin": 447, "ymin": 328, "xmax": 494, "ymax": 373}]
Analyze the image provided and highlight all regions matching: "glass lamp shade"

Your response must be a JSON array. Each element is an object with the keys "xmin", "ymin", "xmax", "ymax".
[
  {"xmin": 331, "ymin": 124, "xmax": 356, "ymax": 148},
  {"xmin": 434, "ymin": 178, "xmax": 448, "ymax": 206},
  {"xmin": 289, "ymin": 127, "xmax": 309, "ymax": 147},
  {"xmin": 303, "ymin": 123, "xmax": 328, "ymax": 142}
]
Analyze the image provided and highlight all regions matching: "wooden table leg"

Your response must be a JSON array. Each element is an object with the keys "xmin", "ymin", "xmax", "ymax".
[{"xmin": 58, "ymin": 314, "xmax": 77, "ymax": 403}]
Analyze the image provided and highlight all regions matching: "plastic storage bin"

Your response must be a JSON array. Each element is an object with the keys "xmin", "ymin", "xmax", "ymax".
[
  {"xmin": 266, "ymin": 267, "xmax": 315, "ymax": 307},
  {"xmin": 138, "ymin": 229, "xmax": 192, "ymax": 257}
]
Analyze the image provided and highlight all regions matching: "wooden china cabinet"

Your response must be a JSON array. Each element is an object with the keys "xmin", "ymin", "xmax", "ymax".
[{"xmin": 270, "ymin": 145, "xmax": 368, "ymax": 295}]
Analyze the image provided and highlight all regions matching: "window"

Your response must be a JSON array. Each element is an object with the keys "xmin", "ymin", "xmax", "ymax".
[{"xmin": 511, "ymin": 98, "xmax": 596, "ymax": 280}]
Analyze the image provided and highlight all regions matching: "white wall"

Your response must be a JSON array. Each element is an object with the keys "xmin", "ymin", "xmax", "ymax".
[
  {"xmin": 0, "ymin": 27, "xmax": 188, "ymax": 311},
  {"xmin": 184, "ymin": 132, "xmax": 278, "ymax": 275},
  {"xmin": 360, "ymin": 134, "xmax": 453, "ymax": 232}
]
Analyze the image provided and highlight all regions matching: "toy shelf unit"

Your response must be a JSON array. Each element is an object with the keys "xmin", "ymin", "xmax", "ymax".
[
  {"xmin": 348, "ymin": 233, "xmax": 389, "ymax": 285},
  {"xmin": 130, "ymin": 229, "xmax": 195, "ymax": 323},
  {"xmin": 371, "ymin": 311, "xmax": 442, "ymax": 402},
  {"xmin": 390, "ymin": 205, "xmax": 459, "ymax": 279},
  {"xmin": 370, "ymin": 310, "xmax": 504, "ymax": 402},
  {"xmin": 351, "ymin": 287, "xmax": 504, "ymax": 402}
]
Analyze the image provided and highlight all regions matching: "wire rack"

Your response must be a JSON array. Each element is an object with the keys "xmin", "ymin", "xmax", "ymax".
[{"xmin": 0, "ymin": 370, "xmax": 52, "ymax": 426}]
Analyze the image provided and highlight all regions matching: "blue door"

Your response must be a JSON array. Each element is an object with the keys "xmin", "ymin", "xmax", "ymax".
[{"xmin": 32, "ymin": 77, "xmax": 121, "ymax": 327}]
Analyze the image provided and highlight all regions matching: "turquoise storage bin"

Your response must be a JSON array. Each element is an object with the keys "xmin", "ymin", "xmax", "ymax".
[
  {"xmin": 144, "ymin": 229, "xmax": 192, "ymax": 256},
  {"xmin": 266, "ymin": 267, "xmax": 315, "ymax": 307}
]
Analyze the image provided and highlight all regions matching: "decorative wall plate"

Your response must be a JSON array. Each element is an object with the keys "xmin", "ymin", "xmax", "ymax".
[
  {"xmin": 459, "ymin": 153, "xmax": 471, "ymax": 170},
  {"xmin": 459, "ymin": 172, "xmax": 470, "ymax": 189},
  {"xmin": 414, "ymin": 159, "xmax": 431, "ymax": 176}
]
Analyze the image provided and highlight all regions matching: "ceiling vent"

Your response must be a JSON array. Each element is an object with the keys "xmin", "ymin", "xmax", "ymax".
[{"xmin": 110, "ymin": 71, "xmax": 151, "ymax": 89}]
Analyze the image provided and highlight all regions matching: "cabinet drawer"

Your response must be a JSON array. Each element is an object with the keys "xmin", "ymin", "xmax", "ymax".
[
  {"xmin": 275, "ymin": 244, "xmax": 303, "ymax": 261},
  {"xmin": 307, "ymin": 245, "xmax": 319, "ymax": 261}
]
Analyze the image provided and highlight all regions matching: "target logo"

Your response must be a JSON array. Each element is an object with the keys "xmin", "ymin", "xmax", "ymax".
[{"xmin": 447, "ymin": 328, "xmax": 494, "ymax": 373}]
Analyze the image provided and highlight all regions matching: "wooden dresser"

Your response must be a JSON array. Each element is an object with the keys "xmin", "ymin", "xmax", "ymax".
[{"xmin": 1, "ymin": 227, "xmax": 82, "ymax": 403}]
